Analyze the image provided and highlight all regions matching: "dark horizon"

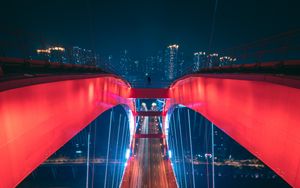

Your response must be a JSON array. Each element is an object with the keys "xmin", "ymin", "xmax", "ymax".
[{"xmin": 1, "ymin": 0, "xmax": 299, "ymax": 59}]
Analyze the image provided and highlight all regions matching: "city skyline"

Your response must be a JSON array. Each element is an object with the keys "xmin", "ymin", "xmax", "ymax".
[{"xmin": 31, "ymin": 42, "xmax": 239, "ymax": 83}]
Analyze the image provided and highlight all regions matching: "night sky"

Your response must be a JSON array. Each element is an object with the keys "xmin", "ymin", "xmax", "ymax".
[{"xmin": 1, "ymin": 0, "xmax": 299, "ymax": 58}]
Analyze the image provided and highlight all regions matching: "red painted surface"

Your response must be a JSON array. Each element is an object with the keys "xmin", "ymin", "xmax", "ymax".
[
  {"xmin": 134, "ymin": 111, "xmax": 164, "ymax": 116},
  {"xmin": 0, "ymin": 75, "xmax": 134, "ymax": 188},
  {"xmin": 168, "ymin": 74, "xmax": 300, "ymax": 187},
  {"xmin": 134, "ymin": 133, "xmax": 165, "ymax": 139},
  {"xmin": 1, "ymin": 71, "xmax": 300, "ymax": 187},
  {"xmin": 130, "ymin": 88, "xmax": 169, "ymax": 98}
]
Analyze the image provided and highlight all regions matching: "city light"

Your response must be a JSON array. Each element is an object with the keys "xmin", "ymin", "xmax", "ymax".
[
  {"xmin": 49, "ymin": 47, "xmax": 65, "ymax": 51},
  {"xmin": 37, "ymin": 46, "xmax": 65, "ymax": 53},
  {"xmin": 125, "ymin": 149, "xmax": 130, "ymax": 159},
  {"xmin": 220, "ymin": 56, "xmax": 237, "ymax": 62},
  {"xmin": 194, "ymin": 51, "xmax": 206, "ymax": 55},
  {"xmin": 168, "ymin": 44, "xmax": 179, "ymax": 49},
  {"xmin": 209, "ymin": 53, "xmax": 219, "ymax": 57},
  {"xmin": 36, "ymin": 49, "xmax": 50, "ymax": 54},
  {"xmin": 205, "ymin": 153, "xmax": 212, "ymax": 159},
  {"xmin": 127, "ymin": 109, "xmax": 135, "ymax": 143},
  {"xmin": 168, "ymin": 150, "xmax": 172, "ymax": 158}
]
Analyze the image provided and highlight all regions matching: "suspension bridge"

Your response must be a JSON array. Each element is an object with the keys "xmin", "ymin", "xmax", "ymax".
[{"xmin": 1, "ymin": 31, "xmax": 300, "ymax": 188}]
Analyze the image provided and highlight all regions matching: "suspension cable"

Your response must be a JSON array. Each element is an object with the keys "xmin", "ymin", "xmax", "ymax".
[
  {"xmin": 91, "ymin": 119, "xmax": 97, "ymax": 188},
  {"xmin": 170, "ymin": 115, "xmax": 178, "ymax": 183},
  {"xmin": 169, "ymin": 118, "xmax": 177, "ymax": 183},
  {"xmin": 211, "ymin": 122, "xmax": 215, "ymax": 188},
  {"xmin": 172, "ymin": 114, "xmax": 183, "ymax": 188},
  {"xmin": 178, "ymin": 109, "xmax": 188, "ymax": 188},
  {"xmin": 112, "ymin": 115, "xmax": 122, "ymax": 188},
  {"xmin": 86, "ymin": 124, "xmax": 92, "ymax": 188},
  {"xmin": 205, "ymin": 119, "xmax": 210, "ymax": 188},
  {"xmin": 188, "ymin": 109, "xmax": 196, "ymax": 188},
  {"xmin": 104, "ymin": 110, "xmax": 113, "ymax": 188},
  {"xmin": 118, "ymin": 117, "xmax": 128, "ymax": 187}
]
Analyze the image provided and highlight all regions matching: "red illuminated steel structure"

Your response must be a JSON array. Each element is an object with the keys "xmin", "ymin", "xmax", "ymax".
[
  {"xmin": 1, "ymin": 69, "xmax": 300, "ymax": 187},
  {"xmin": 134, "ymin": 111, "xmax": 165, "ymax": 116},
  {"xmin": 0, "ymin": 74, "xmax": 135, "ymax": 188},
  {"xmin": 165, "ymin": 74, "xmax": 300, "ymax": 188},
  {"xmin": 130, "ymin": 88, "xmax": 169, "ymax": 98}
]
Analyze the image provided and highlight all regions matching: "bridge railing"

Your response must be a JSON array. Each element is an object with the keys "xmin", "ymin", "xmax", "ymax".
[
  {"xmin": 194, "ymin": 60, "xmax": 300, "ymax": 75},
  {"xmin": 127, "ymin": 80, "xmax": 173, "ymax": 88},
  {"xmin": 0, "ymin": 57, "xmax": 107, "ymax": 78}
]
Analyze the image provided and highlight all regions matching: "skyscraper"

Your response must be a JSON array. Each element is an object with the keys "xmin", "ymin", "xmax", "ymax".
[
  {"xmin": 219, "ymin": 56, "xmax": 237, "ymax": 66},
  {"xmin": 155, "ymin": 50, "xmax": 164, "ymax": 79},
  {"xmin": 36, "ymin": 46, "xmax": 67, "ymax": 63},
  {"xmin": 207, "ymin": 53, "xmax": 219, "ymax": 67},
  {"xmin": 71, "ymin": 46, "xmax": 96, "ymax": 65},
  {"xmin": 49, "ymin": 47, "xmax": 67, "ymax": 63},
  {"xmin": 132, "ymin": 60, "xmax": 141, "ymax": 75},
  {"xmin": 164, "ymin": 44, "xmax": 179, "ymax": 80},
  {"xmin": 36, "ymin": 49, "xmax": 51, "ymax": 61},
  {"xmin": 119, "ymin": 50, "xmax": 131, "ymax": 77},
  {"xmin": 145, "ymin": 56, "xmax": 156, "ymax": 76},
  {"xmin": 177, "ymin": 52, "xmax": 185, "ymax": 77},
  {"xmin": 193, "ymin": 52, "xmax": 207, "ymax": 71}
]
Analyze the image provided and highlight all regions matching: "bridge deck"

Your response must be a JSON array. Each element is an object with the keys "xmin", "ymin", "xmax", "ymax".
[{"xmin": 121, "ymin": 116, "xmax": 177, "ymax": 188}]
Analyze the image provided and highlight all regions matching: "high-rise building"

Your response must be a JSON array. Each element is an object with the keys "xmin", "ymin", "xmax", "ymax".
[
  {"xmin": 155, "ymin": 50, "xmax": 164, "ymax": 79},
  {"xmin": 71, "ymin": 46, "xmax": 96, "ymax": 65},
  {"xmin": 133, "ymin": 60, "xmax": 140, "ymax": 74},
  {"xmin": 145, "ymin": 56, "xmax": 156, "ymax": 76},
  {"xmin": 193, "ymin": 52, "xmax": 208, "ymax": 71},
  {"xmin": 119, "ymin": 50, "xmax": 131, "ymax": 77},
  {"xmin": 94, "ymin": 53, "xmax": 100, "ymax": 67},
  {"xmin": 100, "ymin": 55, "xmax": 113, "ymax": 71},
  {"xmin": 36, "ymin": 46, "xmax": 67, "ymax": 63},
  {"xmin": 177, "ymin": 52, "xmax": 185, "ymax": 77},
  {"xmin": 36, "ymin": 46, "xmax": 97, "ymax": 65},
  {"xmin": 49, "ymin": 47, "xmax": 67, "ymax": 63},
  {"xmin": 36, "ymin": 49, "xmax": 51, "ymax": 61},
  {"xmin": 207, "ymin": 53, "xmax": 219, "ymax": 67},
  {"xmin": 107, "ymin": 55, "xmax": 114, "ymax": 70},
  {"xmin": 98, "ymin": 54, "xmax": 114, "ymax": 73},
  {"xmin": 127, "ymin": 58, "xmax": 140, "ymax": 76},
  {"xmin": 164, "ymin": 44, "xmax": 179, "ymax": 80},
  {"xmin": 219, "ymin": 56, "xmax": 237, "ymax": 66}
]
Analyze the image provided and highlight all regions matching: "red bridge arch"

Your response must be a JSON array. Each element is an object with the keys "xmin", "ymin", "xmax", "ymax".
[
  {"xmin": 0, "ymin": 75, "xmax": 135, "ymax": 188},
  {"xmin": 0, "ymin": 72, "xmax": 300, "ymax": 187}
]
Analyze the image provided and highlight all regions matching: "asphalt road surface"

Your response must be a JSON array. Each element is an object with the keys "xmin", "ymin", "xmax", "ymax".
[{"xmin": 129, "ymin": 116, "xmax": 169, "ymax": 188}]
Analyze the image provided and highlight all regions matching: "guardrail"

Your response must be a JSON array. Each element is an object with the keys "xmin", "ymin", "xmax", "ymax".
[
  {"xmin": 194, "ymin": 60, "xmax": 300, "ymax": 75},
  {"xmin": 0, "ymin": 57, "xmax": 106, "ymax": 77}
]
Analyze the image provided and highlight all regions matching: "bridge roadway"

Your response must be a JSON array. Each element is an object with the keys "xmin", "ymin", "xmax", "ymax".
[{"xmin": 121, "ymin": 116, "xmax": 177, "ymax": 188}]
